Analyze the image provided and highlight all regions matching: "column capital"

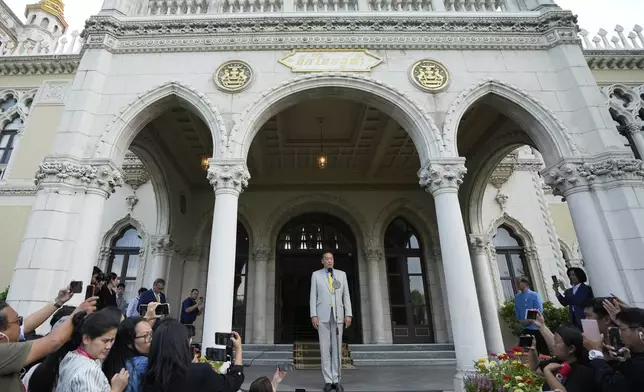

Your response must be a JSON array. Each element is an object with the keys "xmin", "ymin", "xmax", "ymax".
[
  {"xmin": 363, "ymin": 248, "xmax": 384, "ymax": 262},
  {"xmin": 418, "ymin": 158, "xmax": 467, "ymax": 195},
  {"xmin": 542, "ymin": 153, "xmax": 644, "ymax": 197},
  {"xmin": 468, "ymin": 234, "xmax": 492, "ymax": 253},
  {"xmin": 34, "ymin": 157, "xmax": 123, "ymax": 198},
  {"xmin": 252, "ymin": 247, "xmax": 271, "ymax": 261},
  {"xmin": 151, "ymin": 235, "xmax": 174, "ymax": 255},
  {"xmin": 625, "ymin": 123, "xmax": 643, "ymax": 136},
  {"xmin": 206, "ymin": 160, "xmax": 250, "ymax": 195}
]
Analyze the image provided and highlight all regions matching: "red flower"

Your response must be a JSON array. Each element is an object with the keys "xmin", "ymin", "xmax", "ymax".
[
  {"xmin": 503, "ymin": 375, "xmax": 512, "ymax": 380},
  {"xmin": 511, "ymin": 346, "xmax": 524, "ymax": 353},
  {"xmin": 497, "ymin": 353, "xmax": 509, "ymax": 360}
]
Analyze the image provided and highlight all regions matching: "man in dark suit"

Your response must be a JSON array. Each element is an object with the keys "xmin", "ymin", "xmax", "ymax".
[
  {"xmin": 554, "ymin": 267, "xmax": 593, "ymax": 330},
  {"xmin": 138, "ymin": 278, "xmax": 166, "ymax": 315}
]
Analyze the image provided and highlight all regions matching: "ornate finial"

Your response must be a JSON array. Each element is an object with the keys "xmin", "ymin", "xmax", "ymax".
[{"xmin": 26, "ymin": 0, "xmax": 67, "ymax": 29}]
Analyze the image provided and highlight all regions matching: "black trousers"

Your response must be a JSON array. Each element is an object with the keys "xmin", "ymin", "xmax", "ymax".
[{"xmin": 521, "ymin": 329, "xmax": 550, "ymax": 355}]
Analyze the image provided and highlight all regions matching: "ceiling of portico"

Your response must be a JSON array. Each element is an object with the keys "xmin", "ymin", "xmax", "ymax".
[
  {"xmin": 130, "ymin": 101, "xmax": 213, "ymax": 189},
  {"xmin": 247, "ymin": 98, "xmax": 421, "ymax": 189}
]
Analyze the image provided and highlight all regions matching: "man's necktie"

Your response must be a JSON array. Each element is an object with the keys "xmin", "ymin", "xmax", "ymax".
[{"xmin": 328, "ymin": 272, "xmax": 334, "ymax": 308}]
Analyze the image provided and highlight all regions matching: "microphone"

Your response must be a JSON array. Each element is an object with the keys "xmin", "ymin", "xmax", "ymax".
[{"xmin": 327, "ymin": 267, "xmax": 333, "ymax": 275}]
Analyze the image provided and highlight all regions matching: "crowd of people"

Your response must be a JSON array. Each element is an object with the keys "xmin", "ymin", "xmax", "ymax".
[
  {"xmin": 512, "ymin": 269, "xmax": 643, "ymax": 392},
  {"xmin": 0, "ymin": 267, "xmax": 287, "ymax": 392}
]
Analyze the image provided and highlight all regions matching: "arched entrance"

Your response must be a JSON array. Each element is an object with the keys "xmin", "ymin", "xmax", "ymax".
[{"xmin": 275, "ymin": 213, "xmax": 361, "ymax": 343}]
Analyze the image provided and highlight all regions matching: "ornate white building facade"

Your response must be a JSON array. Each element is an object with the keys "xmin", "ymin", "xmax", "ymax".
[{"xmin": 1, "ymin": 0, "xmax": 643, "ymax": 390}]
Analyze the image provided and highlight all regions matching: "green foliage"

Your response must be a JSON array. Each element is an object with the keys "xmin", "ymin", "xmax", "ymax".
[
  {"xmin": 499, "ymin": 299, "xmax": 570, "ymax": 337},
  {"xmin": 0, "ymin": 287, "xmax": 7, "ymax": 301}
]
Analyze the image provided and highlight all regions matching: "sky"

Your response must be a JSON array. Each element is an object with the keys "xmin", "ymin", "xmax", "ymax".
[{"xmin": 4, "ymin": 0, "xmax": 643, "ymax": 36}]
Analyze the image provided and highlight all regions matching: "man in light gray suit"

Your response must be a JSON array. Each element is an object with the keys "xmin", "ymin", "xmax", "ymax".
[{"xmin": 310, "ymin": 251, "xmax": 352, "ymax": 392}]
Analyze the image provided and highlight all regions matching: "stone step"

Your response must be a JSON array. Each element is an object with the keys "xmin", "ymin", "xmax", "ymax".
[
  {"xmin": 245, "ymin": 351, "xmax": 294, "ymax": 360},
  {"xmin": 352, "ymin": 358, "xmax": 457, "ymax": 367},
  {"xmin": 349, "ymin": 344, "xmax": 455, "ymax": 352},
  {"xmin": 350, "ymin": 350, "xmax": 456, "ymax": 360},
  {"xmin": 243, "ymin": 344, "xmax": 292, "ymax": 352}
]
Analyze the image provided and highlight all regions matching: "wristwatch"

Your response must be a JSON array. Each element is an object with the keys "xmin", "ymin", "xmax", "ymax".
[{"xmin": 589, "ymin": 350, "xmax": 604, "ymax": 360}]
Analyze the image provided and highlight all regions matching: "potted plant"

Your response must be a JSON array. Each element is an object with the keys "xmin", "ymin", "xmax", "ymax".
[{"xmin": 464, "ymin": 348, "xmax": 544, "ymax": 392}]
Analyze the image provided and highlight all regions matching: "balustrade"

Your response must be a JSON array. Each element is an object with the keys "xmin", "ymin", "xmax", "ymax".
[
  {"xmin": 295, "ymin": 0, "xmax": 358, "ymax": 12},
  {"xmin": 147, "ymin": 0, "xmax": 211, "ymax": 15},
  {"xmin": 224, "ymin": 0, "xmax": 283, "ymax": 13},
  {"xmin": 368, "ymin": 0, "xmax": 433, "ymax": 11},
  {"xmin": 443, "ymin": 0, "xmax": 507, "ymax": 12},
  {"xmin": 0, "ymin": 30, "xmax": 82, "ymax": 57},
  {"xmin": 580, "ymin": 25, "xmax": 644, "ymax": 50}
]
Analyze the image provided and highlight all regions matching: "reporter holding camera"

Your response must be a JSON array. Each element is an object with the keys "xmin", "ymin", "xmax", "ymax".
[{"xmin": 142, "ymin": 319, "xmax": 244, "ymax": 392}]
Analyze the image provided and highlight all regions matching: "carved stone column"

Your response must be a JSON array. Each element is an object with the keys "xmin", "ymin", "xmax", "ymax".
[
  {"xmin": 252, "ymin": 246, "xmax": 270, "ymax": 344},
  {"xmin": 419, "ymin": 159, "xmax": 487, "ymax": 392},
  {"xmin": 542, "ymin": 154, "xmax": 643, "ymax": 303},
  {"xmin": 365, "ymin": 248, "xmax": 387, "ymax": 344},
  {"xmin": 625, "ymin": 123, "xmax": 644, "ymax": 160},
  {"xmin": 7, "ymin": 158, "xmax": 122, "ymax": 310},
  {"xmin": 148, "ymin": 236, "xmax": 173, "ymax": 287},
  {"xmin": 469, "ymin": 234, "xmax": 505, "ymax": 355},
  {"xmin": 202, "ymin": 161, "xmax": 250, "ymax": 349}
]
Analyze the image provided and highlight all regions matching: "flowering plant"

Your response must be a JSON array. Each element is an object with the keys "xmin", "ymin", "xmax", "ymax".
[
  {"xmin": 464, "ymin": 348, "xmax": 543, "ymax": 392},
  {"xmin": 197, "ymin": 357, "xmax": 229, "ymax": 374}
]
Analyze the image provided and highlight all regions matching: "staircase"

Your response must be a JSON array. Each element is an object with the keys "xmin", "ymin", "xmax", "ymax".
[
  {"xmin": 294, "ymin": 342, "xmax": 355, "ymax": 370},
  {"xmin": 243, "ymin": 344, "xmax": 293, "ymax": 367},
  {"xmin": 349, "ymin": 343, "xmax": 456, "ymax": 366}
]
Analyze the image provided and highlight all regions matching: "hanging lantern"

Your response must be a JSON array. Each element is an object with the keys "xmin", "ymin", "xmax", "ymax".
[
  {"xmin": 317, "ymin": 118, "xmax": 327, "ymax": 169},
  {"xmin": 317, "ymin": 151, "xmax": 328, "ymax": 169},
  {"xmin": 200, "ymin": 155, "xmax": 209, "ymax": 171}
]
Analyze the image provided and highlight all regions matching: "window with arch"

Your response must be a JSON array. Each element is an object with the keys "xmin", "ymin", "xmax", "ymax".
[
  {"xmin": 494, "ymin": 225, "xmax": 531, "ymax": 301},
  {"xmin": 29, "ymin": 15, "xmax": 37, "ymax": 24},
  {"xmin": 385, "ymin": 218, "xmax": 433, "ymax": 343},
  {"xmin": 107, "ymin": 226, "xmax": 142, "ymax": 301},
  {"xmin": 40, "ymin": 17, "xmax": 50, "ymax": 29}
]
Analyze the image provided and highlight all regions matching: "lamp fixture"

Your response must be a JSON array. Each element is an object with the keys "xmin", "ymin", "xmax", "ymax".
[
  {"xmin": 316, "ymin": 118, "xmax": 327, "ymax": 169},
  {"xmin": 200, "ymin": 155, "xmax": 209, "ymax": 171}
]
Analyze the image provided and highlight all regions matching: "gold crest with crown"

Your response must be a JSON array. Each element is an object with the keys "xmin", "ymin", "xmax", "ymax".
[
  {"xmin": 409, "ymin": 60, "xmax": 450, "ymax": 93},
  {"xmin": 214, "ymin": 61, "xmax": 253, "ymax": 93}
]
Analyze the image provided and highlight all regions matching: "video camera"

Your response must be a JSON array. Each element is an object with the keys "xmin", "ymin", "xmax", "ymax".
[{"xmin": 205, "ymin": 332, "xmax": 234, "ymax": 363}]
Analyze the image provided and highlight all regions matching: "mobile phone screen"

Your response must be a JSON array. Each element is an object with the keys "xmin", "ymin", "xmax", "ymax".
[
  {"xmin": 156, "ymin": 304, "xmax": 169, "ymax": 316},
  {"xmin": 70, "ymin": 281, "xmax": 83, "ymax": 294},
  {"xmin": 551, "ymin": 275, "xmax": 558, "ymax": 284},
  {"xmin": 526, "ymin": 310, "xmax": 538, "ymax": 320},
  {"xmin": 608, "ymin": 327, "xmax": 624, "ymax": 350},
  {"xmin": 582, "ymin": 319, "xmax": 601, "ymax": 341},
  {"xmin": 85, "ymin": 285, "xmax": 95, "ymax": 300},
  {"xmin": 519, "ymin": 335, "xmax": 533, "ymax": 348}
]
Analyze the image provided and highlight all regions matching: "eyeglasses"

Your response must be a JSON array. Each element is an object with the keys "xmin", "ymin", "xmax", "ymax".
[
  {"xmin": 9, "ymin": 316, "xmax": 23, "ymax": 327},
  {"xmin": 135, "ymin": 333, "xmax": 153, "ymax": 343}
]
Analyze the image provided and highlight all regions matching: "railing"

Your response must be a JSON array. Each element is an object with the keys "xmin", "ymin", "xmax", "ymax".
[
  {"xmin": 0, "ymin": 31, "xmax": 83, "ymax": 57},
  {"xmin": 141, "ymin": 0, "xmax": 524, "ymax": 14},
  {"xmin": 443, "ymin": 0, "xmax": 506, "ymax": 12},
  {"xmin": 224, "ymin": 0, "xmax": 283, "ymax": 13},
  {"xmin": 147, "ymin": 0, "xmax": 211, "ymax": 15},
  {"xmin": 580, "ymin": 25, "xmax": 644, "ymax": 50},
  {"xmin": 296, "ymin": 0, "xmax": 357, "ymax": 11}
]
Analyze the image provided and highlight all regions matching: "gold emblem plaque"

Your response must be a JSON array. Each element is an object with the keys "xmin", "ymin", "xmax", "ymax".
[
  {"xmin": 214, "ymin": 60, "xmax": 253, "ymax": 93},
  {"xmin": 410, "ymin": 59, "xmax": 449, "ymax": 93}
]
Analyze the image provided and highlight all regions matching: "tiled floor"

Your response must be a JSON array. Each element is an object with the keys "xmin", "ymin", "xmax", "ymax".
[{"xmin": 240, "ymin": 365, "xmax": 457, "ymax": 392}]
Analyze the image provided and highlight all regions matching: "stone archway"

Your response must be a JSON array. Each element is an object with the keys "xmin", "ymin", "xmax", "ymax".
[
  {"xmin": 93, "ymin": 81, "xmax": 227, "ymax": 165},
  {"xmin": 229, "ymin": 73, "xmax": 442, "ymax": 162},
  {"xmin": 443, "ymin": 77, "xmax": 580, "ymax": 166}
]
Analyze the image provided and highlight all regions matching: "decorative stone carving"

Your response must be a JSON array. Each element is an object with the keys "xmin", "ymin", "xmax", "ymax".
[
  {"xmin": 214, "ymin": 60, "xmax": 253, "ymax": 93},
  {"xmin": 279, "ymin": 50, "xmax": 383, "ymax": 73},
  {"xmin": 602, "ymin": 84, "xmax": 644, "ymax": 129},
  {"xmin": 151, "ymin": 236, "xmax": 174, "ymax": 255},
  {"xmin": 409, "ymin": 59, "xmax": 449, "ymax": 92},
  {"xmin": 418, "ymin": 160, "xmax": 467, "ymax": 194},
  {"xmin": 34, "ymin": 158, "xmax": 123, "ymax": 196},
  {"xmin": 34, "ymin": 81, "xmax": 69, "ymax": 105},
  {"xmin": 469, "ymin": 234, "xmax": 491, "ymax": 253},
  {"xmin": 252, "ymin": 247, "xmax": 271, "ymax": 261},
  {"xmin": 207, "ymin": 162, "xmax": 250, "ymax": 193},
  {"xmin": 543, "ymin": 154, "xmax": 644, "ymax": 196},
  {"xmin": 0, "ymin": 57, "xmax": 80, "ymax": 76},
  {"xmin": 125, "ymin": 195, "xmax": 139, "ymax": 211},
  {"xmin": 363, "ymin": 248, "xmax": 384, "ymax": 261},
  {"xmin": 82, "ymin": 11, "xmax": 579, "ymax": 53},
  {"xmin": 0, "ymin": 187, "xmax": 37, "ymax": 196},
  {"xmin": 489, "ymin": 162, "xmax": 514, "ymax": 189},
  {"xmin": 122, "ymin": 152, "xmax": 149, "ymax": 190},
  {"xmin": 495, "ymin": 192, "xmax": 509, "ymax": 210}
]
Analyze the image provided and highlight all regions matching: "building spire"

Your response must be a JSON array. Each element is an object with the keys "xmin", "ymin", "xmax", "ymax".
[{"xmin": 39, "ymin": 0, "xmax": 65, "ymax": 21}]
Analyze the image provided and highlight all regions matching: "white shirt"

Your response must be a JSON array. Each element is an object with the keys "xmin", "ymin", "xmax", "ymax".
[{"xmin": 572, "ymin": 283, "xmax": 581, "ymax": 295}]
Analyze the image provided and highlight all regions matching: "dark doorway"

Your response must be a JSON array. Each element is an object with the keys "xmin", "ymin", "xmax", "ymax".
[
  {"xmin": 385, "ymin": 218, "xmax": 434, "ymax": 343},
  {"xmin": 275, "ymin": 213, "xmax": 361, "ymax": 343}
]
